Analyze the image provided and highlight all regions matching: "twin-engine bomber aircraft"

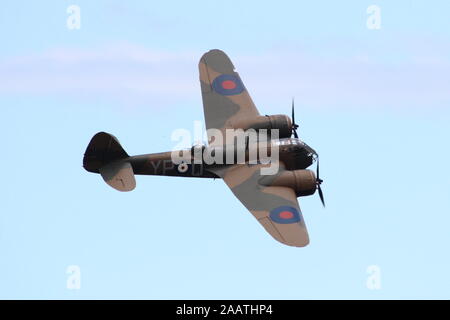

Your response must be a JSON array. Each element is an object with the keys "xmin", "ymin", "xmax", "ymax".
[{"xmin": 83, "ymin": 49, "xmax": 324, "ymax": 247}]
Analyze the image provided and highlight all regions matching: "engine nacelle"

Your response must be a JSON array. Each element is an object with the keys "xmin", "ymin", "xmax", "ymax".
[
  {"xmin": 259, "ymin": 169, "xmax": 317, "ymax": 197},
  {"xmin": 232, "ymin": 114, "xmax": 292, "ymax": 138}
]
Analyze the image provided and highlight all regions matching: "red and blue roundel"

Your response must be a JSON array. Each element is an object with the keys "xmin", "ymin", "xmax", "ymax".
[
  {"xmin": 269, "ymin": 206, "xmax": 301, "ymax": 224},
  {"xmin": 212, "ymin": 74, "xmax": 244, "ymax": 96}
]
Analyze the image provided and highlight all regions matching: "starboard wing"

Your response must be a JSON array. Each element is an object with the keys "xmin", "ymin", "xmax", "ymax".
[{"xmin": 209, "ymin": 163, "xmax": 309, "ymax": 247}]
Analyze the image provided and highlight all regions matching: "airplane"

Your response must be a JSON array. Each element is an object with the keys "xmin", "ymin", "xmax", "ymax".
[{"xmin": 83, "ymin": 49, "xmax": 324, "ymax": 247}]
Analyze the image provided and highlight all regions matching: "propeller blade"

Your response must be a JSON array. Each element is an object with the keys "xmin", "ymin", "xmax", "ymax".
[
  {"xmin": 316, "ymin": 157, "xmax": 325, "ymax": 207},
  {"xmin": 318, "ymin": 185, "xmax": 325, "ymax": 207},
  {"xmin": 316, "ymin": 157, "xmax": 320, "ymax": 180},
  {"xmin": 291, "ymin": 98, "xmax": 295, "ymax": 125},
  {"xmin": 291, "ymin": 98, "xmax": 299, "ymax": 138}
]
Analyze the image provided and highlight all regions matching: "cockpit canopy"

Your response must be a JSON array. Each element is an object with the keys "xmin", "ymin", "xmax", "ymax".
[{"xmin": 272, "ymin": 138, "xmax": 306, "ymax": 147}]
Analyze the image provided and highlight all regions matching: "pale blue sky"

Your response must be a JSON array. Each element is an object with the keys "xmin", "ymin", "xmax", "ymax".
[{"xmin": 1, "ymin": 1, "xmax": 449, "ymax": 299}]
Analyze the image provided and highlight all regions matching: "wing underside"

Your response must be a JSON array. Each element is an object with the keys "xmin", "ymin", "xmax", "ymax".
[
  {"xmin": 199, "ymin": 49, "xmax": 260, "ymax": 145},
  {"xmin": 210, "ymin": 163, "xmax": 310, "ymax": 247}
]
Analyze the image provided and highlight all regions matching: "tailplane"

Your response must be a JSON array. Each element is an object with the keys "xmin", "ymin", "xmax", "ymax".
[{"xmin": 83, "ymin": 132, "xmax": 135, "ymax": 192}]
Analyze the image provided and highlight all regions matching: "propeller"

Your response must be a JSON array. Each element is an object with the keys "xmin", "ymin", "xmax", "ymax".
[
  {"xmin": 291, "ymin": 98, "xmax": 299, "ymax": 138},
  {"xmin": 316, "ymin": 157, "xmax": 325, "ymax": 207},
  {"xmin": 291, "ymin": 98, "xmax": 324, "ymax": 206}
]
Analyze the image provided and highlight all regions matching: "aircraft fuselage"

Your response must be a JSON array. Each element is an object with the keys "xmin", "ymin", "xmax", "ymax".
[{"xmin": 126, "ymin": 138, "xmax": 316, "ymax": 178}]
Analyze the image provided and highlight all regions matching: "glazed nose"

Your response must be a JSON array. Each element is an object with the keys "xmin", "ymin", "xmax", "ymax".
[{"xmin": 302, "ymin": 142, "xmax": 317, "ymax": 157}]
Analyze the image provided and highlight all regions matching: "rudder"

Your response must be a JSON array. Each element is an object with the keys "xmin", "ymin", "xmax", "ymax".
[
  {"xmin": 83, "ymin": 132, "xmax": 136, "ymax": 192},
  {"xmin": 83, "ymin": 132, "xmax": 129, "ymax": 173}
]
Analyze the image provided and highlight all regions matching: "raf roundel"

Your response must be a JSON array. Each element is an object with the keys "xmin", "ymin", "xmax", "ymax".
[
  {"xmin": 269, "ymin": 206, "xmax": 301, "ymax": 224},
  {"xmin": 212, "ymin": 74, "xmax": 245, "ymax": 96}
]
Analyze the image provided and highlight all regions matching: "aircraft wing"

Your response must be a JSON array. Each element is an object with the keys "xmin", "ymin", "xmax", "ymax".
[
  {"xmin": 199, "ymin": 49, "xmax": 260, "ymax": 145},
  {"xmin": 209, "ymin": 163, "xmax": 310, "ymax": 247}
]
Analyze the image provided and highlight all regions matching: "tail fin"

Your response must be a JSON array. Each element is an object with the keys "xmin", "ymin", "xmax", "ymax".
[
  {"xmin": 83, "ymin": 132, "xmax": 136, "ymax": 192},
  {"xmin": 83, "ymin": 132, "xmax": 129, "ymax": 172}
]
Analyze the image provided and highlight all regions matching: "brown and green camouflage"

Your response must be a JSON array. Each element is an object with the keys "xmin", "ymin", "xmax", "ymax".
[{"xmin": 83, "ymin": 49, "xmax": 322, "ymax": 247}]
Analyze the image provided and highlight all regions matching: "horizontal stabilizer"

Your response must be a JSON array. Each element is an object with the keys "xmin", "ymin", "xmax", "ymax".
[{"xmin": 100, "ymin": 161, "xmax": 136, "ymax": 192}]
